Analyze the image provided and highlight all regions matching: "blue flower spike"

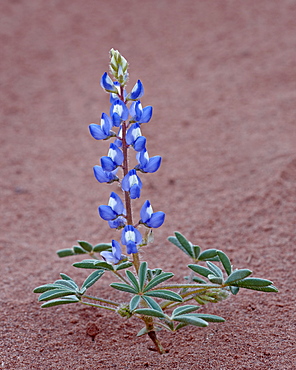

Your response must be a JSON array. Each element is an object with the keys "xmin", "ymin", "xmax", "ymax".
[
  {"xmin": 100, "ymin": 239, "xmax": 124, "ymax": 264},
  {"xmin": 126, "ymin": 123, "xmax": 146, "ymax": 151},
  {"xmin": 140, "ymin": 200, "xmax": 165, "ymax": 228},
  {"xmin": 121, "ymin": 225, "xmax": 142, "ymax": 254},
  {"xmin": 126, "ymin": 80, "xmax": 144, "ymax": 101},
  {"xmin": 98, "ymin": 192, "xmax": 125, "ymax": 221},
  {"xmin": 121, "ymin": 169, "xmax": 143, "ymax": 199},
  {"xmin": 110, "ymin": 99, "xmax": 129, "ymax": 127},
  {"xmin": 100, "ymin": 72, "xmax": 118, "ymax": 94},
  {"xmin": 89, "ymin": 113, "xmax": 114, "ymax": 140},
  {"xmin": 93, "ymin": 166, "xmax": 118, "ymax": 184},
  {"xmin": 136, "ymin": 148, "xmax": 162, "ymax": 173},
  {"xmin": 101, "ymin": 143, "xmax": 124, "ymax": 172}
]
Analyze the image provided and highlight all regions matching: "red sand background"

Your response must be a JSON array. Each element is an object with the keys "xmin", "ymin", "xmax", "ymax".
[{"xmin": 1, "ymin": 1, "xmax": 296, "ymax": 369}]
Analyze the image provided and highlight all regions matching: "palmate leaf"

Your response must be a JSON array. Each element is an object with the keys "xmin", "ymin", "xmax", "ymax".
[
  {"xmin": 41, "ymin": 296, "xmax": 80, "ymax": 308},
  {"xmin": 81, "ymin": 270, "xmax": 104, "ymax": 290},
  {"xmin": 143, "ymin": 272, "xmax": 174, "ymax": 292},
  {"xmin": 144, "ymin": 290, "xmax": 183, "ymax": 302},
  {"xmin": 73, "ymin": 246, "xmax": 87, "ymax": 254}
]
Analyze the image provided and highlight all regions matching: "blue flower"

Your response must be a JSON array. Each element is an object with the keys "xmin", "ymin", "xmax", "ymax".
[
  {"xmin": 93, "ymin": 166, "xmax": 119, "ymax": 183},
  {"xmin": 110, "ymin": 99, "xmax": 129, "ymax": 127},
  {"xmin": 136, "ymin": 149, "xmax": 162, "ymax": 173},
  {"xmin": 100, "ymin": 72, "xmax": 118, "ymax": 94},
  {"xmin": 126, "ymin": 123, "xmax": 146, "ymax": 151},
  {"xmin": 126, "ymin": 80, "xmax": 144, "ymax": 101},
  {"xmin": 101, "ymin": 143, "xmax": 124, "ymax": 172},
  {"xmin": 98, "ymin": 192, "xmax": 125, "ymax": 221},
  {"xmin": 129, "ymin": 101, "xmax": 153, "ymax": 124},
  {"xmin": 108, "ymin": 216, "xmax": 126, "ymax": 229},
  {"xmin": 121, "ymin": 225, "xmax": 142, "ymax": 254},
  {"xmin": 89, "ymin": 113, "xmax": 114, "ymax": 140},
  {"xmin": 140, "ymin": 200, "xmax": 165, "ymax": 228},
  {"xmin": 100, "ymin": 240, "xmax": 124, "ymax": 264},
  {"xmin": 121, "ymin": 169, "xmax": 142, "ymax": 199}
]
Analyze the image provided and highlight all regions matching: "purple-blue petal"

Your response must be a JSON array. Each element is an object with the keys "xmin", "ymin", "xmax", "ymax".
[
  {"xmin": 126, "ymin": 241, "xmax": 138, "ymax": 254},
  {"xmin": 89, "ymin": 124, "xmax": 107, "ymax": 140},
  {"xmin": 100, "ymin": 72, "xmax": 118, "ymax": 93},
  {"xmin": 145, "ymin": 156, "xmax": 162, "ymax": 173},
  {"xmin": 138, "ymin": 106, "xmax": 153, "ymax": 123},
  {"xmin": 109, "ymin": 192, "xmax": 124, "ymax": 215},
  {"xmin": 129, "ymin": 80, "xmax": 144, "ymax": 100},
  {"xmin": 140, "ymin": 200, "xmax": 151, "ymax": 223},
  {"xmin": 133, "ymin": 136, "xmax": 146, "ymax": 152},
  {"xmin": 146, "ymin": 212, "xmax": 165, "ymax": 228},
  {"xmin": 112, "ymin": 239, "xmax": 122, "ymax": 261},
  {"xmin": 101, "ymin": 156, "xmax": 116, "ymax": 172},
  {"xmin": 130, "ymin": 184, "xmax": 141, "ymax": 199},
  {"xmin": 98, "ymin": 205, "xmax": 117, "ymax": 221}
]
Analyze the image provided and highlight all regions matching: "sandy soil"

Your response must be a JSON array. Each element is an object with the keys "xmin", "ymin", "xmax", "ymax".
[{"xmin": 1, "ymin": 1, "xmax": 296, "ymax": 369}]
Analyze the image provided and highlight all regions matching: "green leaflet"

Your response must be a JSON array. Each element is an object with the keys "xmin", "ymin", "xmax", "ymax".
[
  {"xmin": 56, "ymin": 249, "xmax": 75, "ymax": 257},
  {"xmin": 217, "ymin": 250, "xmax": 232, "ymax": 275},
  {"xmin": 138, "ymin": 262, "xmax": 148, "ymax": 291},
  {"xmin": 78, "ymin": 240, "xmax": 93, "ymax": 253},
  {"xmin": 93, "ymin": 243, "xmax": 112, "ymax": 253},
  {"xmin": 188, "ymin": 264, "xmax": 213, "ymax": 278},
  {"xmin": 225, "ymin": 269, "xmax": 252, "ymax": 285},
  {"xmin": 143, "ymin": 272, "xmax": 174, "ymax": 292},
  {"xmin": 115, "ymin": 261, "xmax": 133, "ymax": 271},
  {"xmin": 172, "ymin": 305, "xmax": 199, "ymax": 318},
  {"xmin": 125, "ymin": 270, "xmax": 140, "ymax": 292},
  {"xmin": 110, "ymin": 283, "xmax": 138, "ymax": 294},
  {"xmin": 38, "ymin": 289, "xmax": 76, "ymax": 302},
  {"xmin": 41, "ymin": 296, "xmax": 80, "ymax": 308},
  {"xmin": 142, "ymin": 296, "xmax": 163, "ymax": 313},
  {"xmin": 198, "ymin": 249, "xmax": 218, "ymax": 261},
  {"xmin": 144, "ymin": 290, "xmax": 183, "ymax": 302},
  {"xmin": 206, "ymin": 261, "xmax": 223, "ymax": 278},
  {"xmin": 81, "ymin": 270, "xmax": 104, "ymax": 290},
  {"xmin": 129, "ymin": 295, "xmax": 141, "ymax": 312},
  {"xmin": 173, "ymin": 314, "xmax": 208, "ymax": 327},
  {"xmin": 134, "ymin": 308, "xmax": 166, "ymax": 319}
]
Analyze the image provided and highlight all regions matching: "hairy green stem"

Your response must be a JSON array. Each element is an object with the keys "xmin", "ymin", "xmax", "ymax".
[
  {"xmin": 80, "ymin": 301, "xmax": 116, "ymax": 311},
  {"xmin": 143, "ymin": 316, "xmax": 167, "ymax": 354},
  {"xmin": 83, "ymin": 294, "xmax": 119, "ymax": 306}
]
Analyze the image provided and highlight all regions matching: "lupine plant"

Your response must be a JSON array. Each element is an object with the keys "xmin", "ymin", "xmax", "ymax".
[{"xmin": 34, "ymin": 49, "xmax": 278, "ymax": 354}]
